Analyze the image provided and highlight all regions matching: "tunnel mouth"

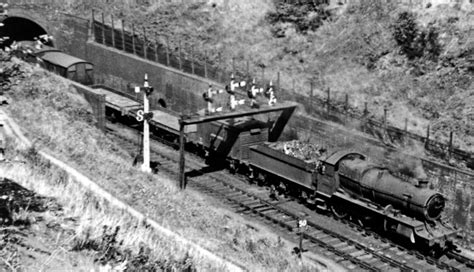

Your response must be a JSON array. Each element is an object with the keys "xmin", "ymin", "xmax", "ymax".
[{"xmin": 0, "ymin": 16, "xmax": 52, "ymax": 47}]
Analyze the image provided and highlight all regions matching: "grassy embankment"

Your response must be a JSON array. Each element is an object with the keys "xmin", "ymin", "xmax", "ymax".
[
  {"xmin": 1, "ymin": 53, "xmax": 323, "ymax": 270},
  {"xmin": 65, "ymin": 0, "xmax": 473, "ymax": 153}
]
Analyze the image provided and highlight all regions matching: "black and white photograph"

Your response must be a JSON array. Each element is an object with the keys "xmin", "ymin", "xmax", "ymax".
[{"xmin": 0, "ymin": 0, "xmax": 472, "ymax": 271}]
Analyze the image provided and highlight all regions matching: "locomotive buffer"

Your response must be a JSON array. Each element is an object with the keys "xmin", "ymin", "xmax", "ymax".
[{"xmin": 178, "ymin": 101, "xmax": 298, "ymax": 189}]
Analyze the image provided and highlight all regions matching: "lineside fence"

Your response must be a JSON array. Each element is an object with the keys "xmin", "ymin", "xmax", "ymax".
[
  {"xmin": 3, "ymin": 0, "xmax": 471, "ymax": 171},
  {"xmin": 91, "ymin": 14, "xmax": 473, "ymax": 170}
]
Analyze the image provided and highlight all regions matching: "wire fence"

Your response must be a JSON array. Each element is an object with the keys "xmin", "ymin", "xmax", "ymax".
[
  {"xmin": 91, "ymin": 13, "xmax": 473, "ymax": 169},
  {"xmin": 92, "ymin": 12, "xmax": 230, "ymax": 83}
]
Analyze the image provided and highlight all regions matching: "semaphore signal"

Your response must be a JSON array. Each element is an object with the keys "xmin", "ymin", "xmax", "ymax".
[{"xmin": 134, "ymin": 73, "xmax": 154, "ymax": 173}]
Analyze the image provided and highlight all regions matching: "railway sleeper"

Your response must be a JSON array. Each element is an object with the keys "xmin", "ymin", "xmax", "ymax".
[
  {"xmin": 283, "ymin": 219, "xmax": 298, "ymax": 228},
  {"xmin": 259, "ymin": 208, "xmax": 279, "ymax": 216},
  {"xmin": 253, "ymin": 206, "xmax": 275, "ymax": 213},
  {"xmin": 226, "ymin": 192, "xmax": 247, "ymax": 199},
  {"xmin": 338, "ymin": 260, "xmax": 357, "ymax": 270},
  {"xmin": 332, "ymin": 255, "xmax": 346, "ymax": 263},
  {"xmin": 241, "ymin": 199, "xmax": 262, "ymax": 206},
  {"xmin": 453, "ymin": 263, "xmax": 466, "ymax": 270},
  {"xmin": 237, "ymin": 204, "xmax": 268, "ymax": 214},
  {"xmin": 247, "ymin": 203, "xmax": 269, "ymax": 210},
  {"xmin": 338, "ymin": 245, "xmax": 356, "ymax": 252},
  {"xmin": 356, "ymin": 254, "xmax": 374, "ymax": 261},
  {"xmin": 372, "ymin": 261, "xmax": 390, "ymax": 269},
  {"xmin": 332, "ymin": 242, "xmax": 348, "ymax": 249},
  {"xmin": 211, "ymin": 187, "xmax": 234, "ymax": 194},
  {"xmin": 314, "ymin": 233, "xmax": 331, "ymax": 240},
  {"xmin": 363, "ymin": 257, "xmax": 381, "ymax": 265},
  {"xmin": 375, "ymin": 243, "xmax": 393, "ymax": 253},
  {"xmin": 232, "ymin": 195, "xmax": 254, "ymax": 203},
  {"xmin": 349, "ymin": 250, "xmax": 367, "ymax": 258},
  {"xmin": 307, "ymin": 230, "xmax": 324, "ymax": 237},
  {"xmin": 393, "ymin": 249, "xmax": 408, "ymax": 257},
  {"xmin": 414, "ymin": 259, "xmax": 430, "ymax": 267},
  {"xmin": 320, "ymin": 237, "xmax": 340, "ymax": 244}
]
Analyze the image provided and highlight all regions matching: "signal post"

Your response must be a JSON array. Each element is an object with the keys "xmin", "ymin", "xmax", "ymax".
[{"xmin": 135, "ymin": 74, "xmax": 154, "ymax": 173}]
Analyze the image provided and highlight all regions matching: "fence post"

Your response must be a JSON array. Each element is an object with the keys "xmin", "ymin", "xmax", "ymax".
[
  {"xmin": 155, "ymin": 41, "xmax": 159, "ymax": 62},
  {"xmin": 362, "ymin": 101, "xmax": 368, "ymax": 133},
  {"xmin": 448, "ymin": 131, "xmax": 454, "ymax": 159},
  {"xmin": 246, "ymin": 60, "xmax": 249, "ymax": 78},
  {"xmin": 91, "ymin": 10, "xmax": 95, "ymax": 41},
  {"xmin": 132, "ymin": 24, "xmax": 136, "ymax": 55},
  {"xmin": 232, "ymin": 57, "xmax": 235, "ymax": 76},
  {"xmin": 111, "ymin": 15, "xmax": 115, "ymax": 48},
  {"xmin": 383, "ymin": 106, "xmax": 388, "ymax": 129},
  {"xmin": 101, "ymin": 12, "xmax": 105, "ymax": 44},
  {"xmin": 425, "ymin": 125, "xmax": 430, "ymax": 147},
  {"xmin": 178, "ymin": 40, "xmax": 182, "ymax": 70},
  {"xmin": 404, "ymin": 118, "xmax": 408, "ymax": 133},
  {"xmin": 345, "ymin": 93, "xmax": 349, "ymax": 124},
  {"xmin": 310, "ymin": 81, "xmax": 314, "ymax": 114},
  {"xmin": 166, "ymin": 36, "xmax": 170, "ymax": 66},
  {"xmin": 326, "ymin": 87, "xmax": 330, "ymax": 114},
  {"xmin": 344, "ymin": 93, "xmax": 349, "ymax": 112},
  {"xmin": 217, "ymin": 56, "xmax": 221, "ymax": 82},
  {"xmin": 277, "ymin": 71, "xmax": 280, "ymax": 93},
  {"xmin": 121, "ymin": 19, "xmax": 125, "ymax": 51},
  {"xmin": 204, "ymin": 50, "xmax": 208, "ymax": 78},
  {"xmin": 191, "ymin": 46, "xmax": 195, "ymax": 74},
  {"xmin": 143, "ymin": 27, "xmax": 147, "ymax": 59}
]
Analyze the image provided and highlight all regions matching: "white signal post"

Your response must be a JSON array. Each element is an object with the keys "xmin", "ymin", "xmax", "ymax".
[{"xmin": 135, "ymin": 74, "xmax": 154, "ymax": 173}]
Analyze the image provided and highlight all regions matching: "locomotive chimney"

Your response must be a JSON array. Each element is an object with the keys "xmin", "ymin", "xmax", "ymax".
[{"xmin": 416, "ymin": 179, "xmax": 429, "ymax": 188}]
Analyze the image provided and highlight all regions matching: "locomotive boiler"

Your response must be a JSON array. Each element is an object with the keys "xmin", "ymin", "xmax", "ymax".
[{"xmin": 337, "ymin": 157, "xmax": 446, "ymax": 222}]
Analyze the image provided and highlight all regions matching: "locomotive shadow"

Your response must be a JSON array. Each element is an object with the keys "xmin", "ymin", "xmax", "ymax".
[{"xmin": 185, "ymin": 165, "xmax": 225, "ymax": 179}]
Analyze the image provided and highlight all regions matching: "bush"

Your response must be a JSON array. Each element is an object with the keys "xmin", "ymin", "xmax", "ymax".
[
  {"xmin": 266, "ymin": 2, "xmax": 330, "ymax": 37},
  {"xmin": 392, "ymin": 11, "xmax": 441, "ymax": 60}
]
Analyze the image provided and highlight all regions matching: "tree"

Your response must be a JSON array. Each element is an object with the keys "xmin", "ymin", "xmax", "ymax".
[{"xmin": 392, "ymin": 11, "xmax": 441, "ymax": 61}]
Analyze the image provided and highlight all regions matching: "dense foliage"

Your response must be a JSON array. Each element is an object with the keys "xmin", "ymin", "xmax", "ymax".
[
  {"xmin": 392, "ymin": 11, "xmax": 441, "ymax": 60},
  {"xmin": 266, "ymin": 2, "xmax": 330, "ymax": 37}
]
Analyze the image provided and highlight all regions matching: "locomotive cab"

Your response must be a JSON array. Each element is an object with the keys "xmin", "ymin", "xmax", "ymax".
[{"xmin": 315, "ymin": 151, "xmax": 366, "ymax": 199}]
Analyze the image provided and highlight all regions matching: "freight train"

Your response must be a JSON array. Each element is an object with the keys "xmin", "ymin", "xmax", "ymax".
[
  {"xmin": 10, "ymin": 39, "xmax": 94, "ymax": 85},
  {"xmin": 114, "ymin": 84, "xmax": 458, "ymax": 256},
  {"xmin": 15, "ymin": 43, "xmax": 459, "ymax": 256}
]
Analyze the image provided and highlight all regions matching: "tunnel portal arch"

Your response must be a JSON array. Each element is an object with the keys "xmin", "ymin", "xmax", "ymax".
[{"xmin": 1, "ymin": 16, "xmax": 53, "ymax": 47}]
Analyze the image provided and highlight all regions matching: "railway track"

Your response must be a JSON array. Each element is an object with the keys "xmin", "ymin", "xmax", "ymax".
[{"xmin": 106, "ymin": 123, "xmax": 473, "ymax": 271}]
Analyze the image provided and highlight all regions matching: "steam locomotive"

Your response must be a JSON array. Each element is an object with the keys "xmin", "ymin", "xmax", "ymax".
[{"xmin": 245, "ymin": 143, "xmax": 457, "ymax": 254}]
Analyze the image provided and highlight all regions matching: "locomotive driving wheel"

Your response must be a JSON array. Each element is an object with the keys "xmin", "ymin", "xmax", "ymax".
[{"xmin": 330, "ymin": 202, "xmax": 348, "ymax": 219}]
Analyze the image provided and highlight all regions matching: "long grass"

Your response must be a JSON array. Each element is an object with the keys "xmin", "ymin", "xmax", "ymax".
[{"xmin": 1, "ymin": 56, "xmax": 327, "ymax": 270}]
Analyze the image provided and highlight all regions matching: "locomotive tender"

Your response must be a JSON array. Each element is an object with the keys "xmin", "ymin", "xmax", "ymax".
[{"xmin": 18, "ymin": 44, "xmax": 458, "ymax": 254}]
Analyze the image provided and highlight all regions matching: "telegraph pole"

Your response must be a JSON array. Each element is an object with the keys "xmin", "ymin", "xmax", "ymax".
[{"xmin": 135, "ymin": 74, "xmax": 154, "ymax": 173}]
